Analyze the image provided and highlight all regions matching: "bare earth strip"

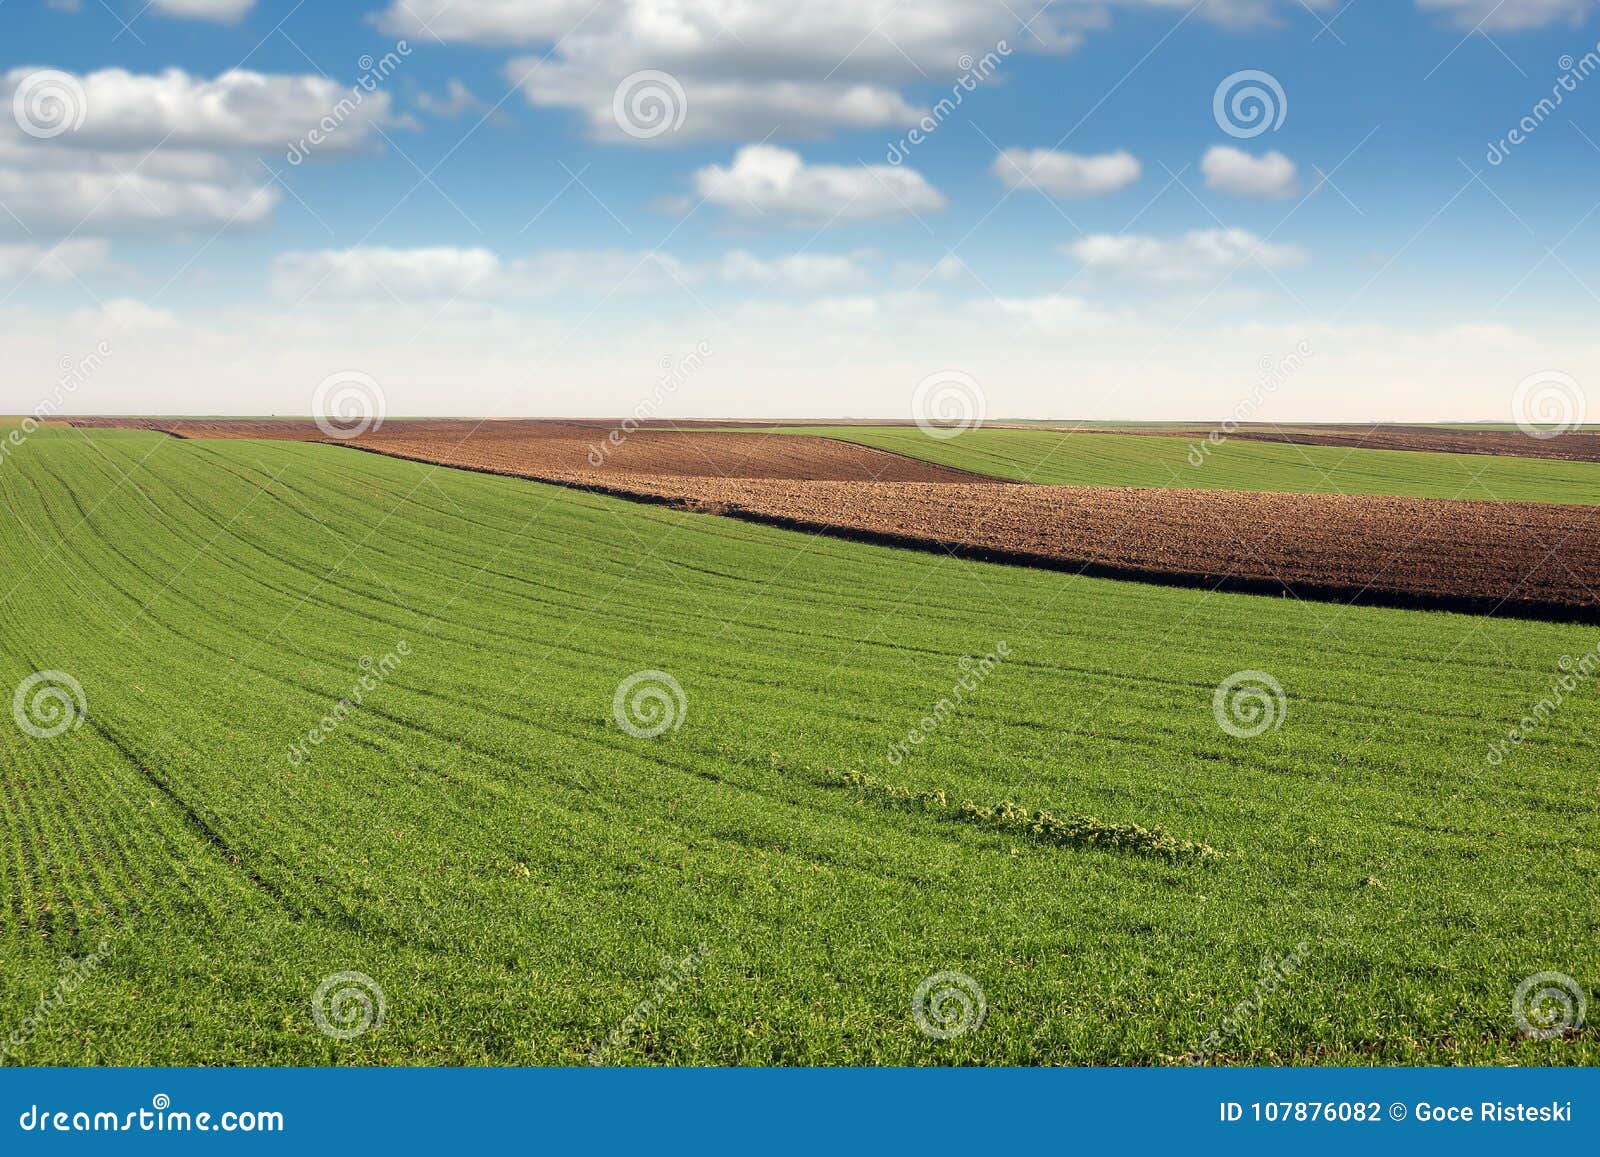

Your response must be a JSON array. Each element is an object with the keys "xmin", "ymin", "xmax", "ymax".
[
  {"xmin": 66, "ymin": 418, "xmax": 1600, "ymax": 620},
  {"xmin": 1114, "ymin": 423, "xmax": 1600, "ymax": 463}
]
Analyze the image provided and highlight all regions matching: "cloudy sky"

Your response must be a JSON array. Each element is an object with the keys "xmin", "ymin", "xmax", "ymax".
[{"xmin": 3, "ymin": 0, "xmax": 1599, "ymax": 421}]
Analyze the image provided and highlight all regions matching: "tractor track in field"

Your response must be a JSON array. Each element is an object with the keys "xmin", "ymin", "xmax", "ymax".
[{"xmin": 67, "ymin": 418, "xmax": 1600, "ymax": 623}]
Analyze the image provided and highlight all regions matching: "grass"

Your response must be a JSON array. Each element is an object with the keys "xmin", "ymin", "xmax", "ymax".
[
  {"xmin": 778, "ymin": 425, "xmax": 1600, "ymax": 504},
  {"xmin": 0, "ymin": 428, "xmax": 1595, "ymax": 1065}
]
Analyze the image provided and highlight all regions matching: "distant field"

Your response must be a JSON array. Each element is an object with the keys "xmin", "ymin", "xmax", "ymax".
[
  {"xmin": 783, "ymin": 426, "xmax": 1600, "ymax": 505},
  {"xmin": 2, "ymin": 429, "xmax": 1595, "ymax": 1065}
]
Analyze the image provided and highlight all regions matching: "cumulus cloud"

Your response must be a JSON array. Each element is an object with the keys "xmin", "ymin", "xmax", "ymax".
[
  {"xmin": 694, "ymin": 145, "xmax": 945, "ymax": 224},
  {"xmin": 70, "ymin": 298, "xmax": 179, "ymax": 331},
  {"xmin": 1415, "ymin": 0, "xmax": 1594, "ymax": 29},
  {"xmin": 0, "ymin": 239, "xmax": 111, "ymax": 283},
  {"xmin": 1201, "ymin": 146, "xmax": 1298, "ymax": 199},
  {"xmin": 992, "ymin": 148, "xmax": 1141, "ymax": 197},
  {"xmin": 1066, "ymin": 228, "xmax": 1308, "ymax": 283},
  {"xmin": 149, "ymin": 0, "xmax": 256, "ymax": 22},
  {"xmin": 378, "ymin": 1, "xmax": 1132, "ymax": 142},
  {"xmin": 414, "ymin": 79, "xmax": 488, "ymax": 118},
  {"xmin": 989, "ymin": 294, "xmax": 1117, "ymax": 330},
  {"xmin": 714, "ymin": 249, "xmax": 874, "ymax": 291},
  {"xmin": 270, "ymin": 244, "xmax": 881, "ymax": 300},
  {"xmin": 1, "ymin": 68, "xmax": 391, "ymax": 152},
  {"xmin": 270, "ymin": 247, "xmax": 502, "ymax": 300},
  {"xmin": 0, "ymin": 68, "xmax": 393, "ymax": 235}
]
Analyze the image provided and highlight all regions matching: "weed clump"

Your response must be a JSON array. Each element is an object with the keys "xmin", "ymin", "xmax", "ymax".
[{"xmin": 824, "ymin": 769, "xmax": 1221, "ymax": 864}]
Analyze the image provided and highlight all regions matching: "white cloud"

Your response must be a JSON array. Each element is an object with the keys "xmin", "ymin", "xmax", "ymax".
[
  {"xmin": 415, "ymin": 79, "xmax": 488, "ymax": 118},
  {"xmin": 149, "ymin": 0, "xmax": 256, "ymax": 22},
  {"xmin": 1066, "ymin": 228, "xmax": 1308, "ymax": 283},
  {"xmin": 0, "ymin": 239, "xmax": 111, "ymax": 283},
  {"xmin": 379, "ymin": 0, "xmax": 1123, "ymax": 142},
  {"xmin": 271, "ymin": 244, "xmax": 879, "ymax": 300},
  {"xmin": 0, "ymin": 68, "xmax": 393, "ymax": 235},
  {"xmin": 1201, "ymin": 146, "xmax": 1298, "ymax": 199},
  {"xmin": 989, "ymin": 294, "xmax": 1117, "ymax": 330},
  {"xmin": 715, "ymin": 249, "xmax": 873, "ymax": 291},
  {"xmin": 11, "ymin": 296, "xmax": 1580, "ymax": 427},
  {"xmin": 992, "ymin": 148, "xmax": 1141, "ymax": 197},
  {"xmin": 694, "ymin": 145, "xmax": 945, "ymax": 224},
  {"xmin": 513, "ymin": 69, "xmax": 922, "ymax": 142},
  {"xmin": 1415, "ymin": 0, "xmax": 1594, "ymax": 30},
  {"xmin": 271, "ymin": 247, "xmax": 502, "ymax": 300},
  {"xmin": 70, "ymin": 298, "xmax": 179, "ymax": 331},
  {"xmin": 1, "ymin": 68, "xmax": 391, "ymax": 152}
]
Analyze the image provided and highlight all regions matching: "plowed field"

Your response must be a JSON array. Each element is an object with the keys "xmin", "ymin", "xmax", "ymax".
[
  {"xmin": 1135, "ymin": 423, "xmax": 1600, "ymax": 463},
  {"xmin": 64, "ymin": 418, "xmax": 1600, "ymax": 619}
]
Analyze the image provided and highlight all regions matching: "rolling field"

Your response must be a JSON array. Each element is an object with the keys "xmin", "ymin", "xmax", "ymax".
[
  {"xmin": 1, "ymin": 429, "xmax": 1597, "ymax": 1065},
  {"xmin": 784, "ymin": 426, "xmax": 1600, "ymax": 505}
]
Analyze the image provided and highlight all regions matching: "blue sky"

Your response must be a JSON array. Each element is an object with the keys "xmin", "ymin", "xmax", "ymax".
[{"xmin": 3, "ymin": 0, "xmax": 1599, "ymax": 420}]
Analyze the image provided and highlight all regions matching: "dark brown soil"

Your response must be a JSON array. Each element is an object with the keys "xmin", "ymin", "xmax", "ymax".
[{"xmin": 67, "ymin": 417, "xmax": 1600, "ymax": 620}]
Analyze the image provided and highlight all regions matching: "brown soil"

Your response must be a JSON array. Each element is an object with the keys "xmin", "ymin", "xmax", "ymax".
[
  {"xmin": 1118, "ymin": 423, "xmax": 1600, "ymax": 463},
  {"xmin": 66, "ymin": 418, "xmax": 986, "ymax": 482},
  {"xmin": 68, "ymin": 417, "xmax": 1600, "ymax": 620}
]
